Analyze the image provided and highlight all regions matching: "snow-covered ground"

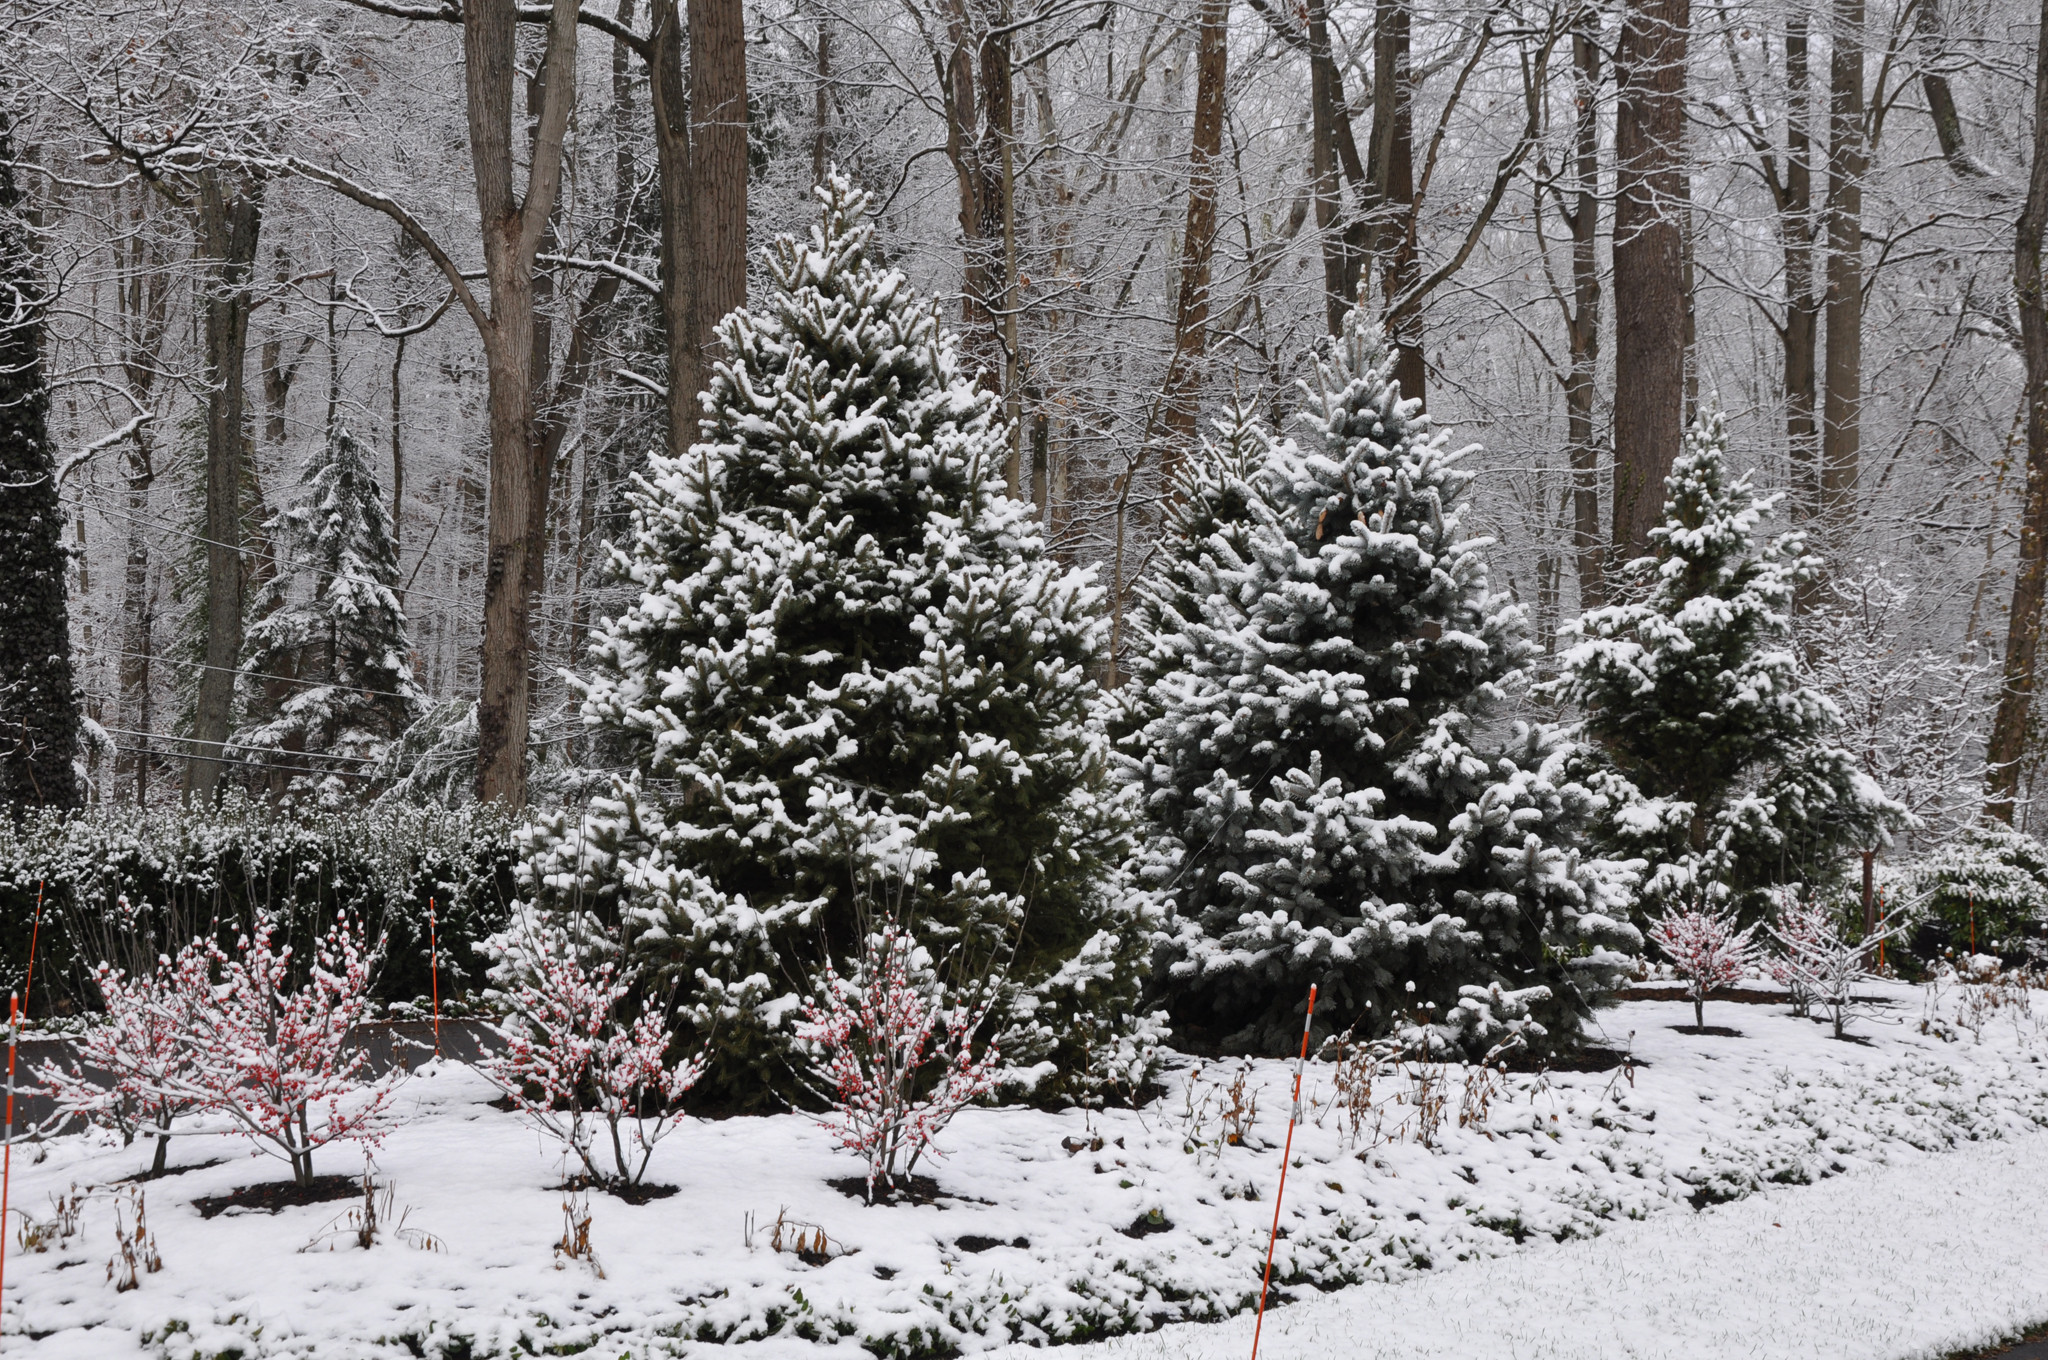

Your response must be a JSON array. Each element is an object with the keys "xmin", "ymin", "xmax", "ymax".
[{"xmin": 6, "ymin": 979, "xmax": 2048, "ymax": 1359}]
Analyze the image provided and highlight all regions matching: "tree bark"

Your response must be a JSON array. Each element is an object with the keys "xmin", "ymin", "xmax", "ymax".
[
  {"xmin": 1821, "ymin": 0, "xmax": 1865, "ymax": 532},
  {"xmin": 1157, "ymin": 0, "xmax": 1230, "ymax": 480},
  {"xmin": 648, "ymin": 0, "xmax": 703, "ymax": 463},
  {"xmin": 1375, "ymin": 0, "xmax": 1422, "ymax": 400},
  {"xmin": 1609, "ymin": 0, "xmax": 1690, "ymax": 560},
  {"xmin": 1984, "ymin": 0, "xmax": 2048, "ymax": 821},
  {"xmin": 1915, "ymin": 0, "xmax": 1988, "ymax": 179},
  {"xmin": 187, "ymin": 168, "xmax": 263, "ymax": 805},
  {"xmin": 470, "ymin": 0, "xmax": 580, "ymax": 807},
  {"xmin": 1565, "ymin": 18, "xmax": 1604, "ymax": 610},
  {"xmin": 689, "ymin": 0, "xmax": 749, "ymax": 346},
  {"xmin": 1308, "ymin": 0, "xmax": 1365, "ymax": 333}
]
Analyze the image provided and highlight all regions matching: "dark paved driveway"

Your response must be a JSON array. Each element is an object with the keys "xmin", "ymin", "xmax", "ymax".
[{"xmin": 0, "ymin": 1019, "xmax": 504, "ymax": 1132}]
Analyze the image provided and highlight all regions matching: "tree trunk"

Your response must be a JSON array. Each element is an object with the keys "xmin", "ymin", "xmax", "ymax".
[
  {"xmin": 1784, "ymin": 14, "xmax": 1821, "ymax": 531},
  {"xmin": 116, "ymin": 195, "xmax": 169, "ymax": 806},
  {"xmin": 1821, "ymin": 0, "xmax": 1865, "ymax": 534},
  {"xmin": 1376, "ymin": 0, "xmax": 1422, "ymax": 401},
  {"xmin": 689, "ymin": 0, "xmax": 749, "ymax": 343},
  {"xmin": 470, "ymin": 0, "xmax": 580, "ymax": 807},
  {"xmin": 648, "ymin": 0, "xmax": 703, "ymax": 464},
  {"xmin": 1609, "ymin": 0, "xmax": 1689, "ymax": 560},
  {"xmin": 1916, "ymin": 0, "xmax": 1988, "ymax": 179},
  {"xmin": 1565, "ymin": 19, "xmax": 1604, "ymax": 610},
  {"xmin": 0, "ymin": 110, "xmax": 81, "ymax": 814},
  {"xmin": 187, "ymin": 168, "xmax": 263, "ymax": 805},
  {"xmin": 1157, "ymin": 0, "xmax": 1230, "ymax": 482},
  {"xmin": 1308, "ymin": 0, "xmax": 1363, "ymax": 333},
  {"xmin": 1984, "ymin": 0, "xmax": 2048, "ymax": 822}
]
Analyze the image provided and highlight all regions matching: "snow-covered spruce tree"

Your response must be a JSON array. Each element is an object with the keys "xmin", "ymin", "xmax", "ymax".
[
  {"xmin": 0, "ymin": 104, "xmax": 81, "ymax": 814},
  {"xmin": 524, "ymin": 176, "xmax": 1158, "ymax": 1106},
  {"xmin": 1109, "ymin": 397, "xmax": 1275, "ymax": 720},
  {"xmin": 1553, "ymin": 410, "xmax": 1900, "ymax": 914},
  {"xmin": 1124, "ymin": 306, "xmax": 1639, "ymax": 1056},
  {"xmin": 230, "ymin": 421, "xmax": 425, "ymax": 806}
]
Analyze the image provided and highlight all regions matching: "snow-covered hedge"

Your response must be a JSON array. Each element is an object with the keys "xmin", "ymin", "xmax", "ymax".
[{"xmin": 0, "ymin": 795, "xmax": 516, "ymax": 1013}]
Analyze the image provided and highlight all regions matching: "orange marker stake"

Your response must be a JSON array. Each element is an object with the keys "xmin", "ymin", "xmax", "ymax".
[
  {"xmin": 22, "ymin": 882, "xmax": 42, "ymax": 1015},
  {"xmin": 1251, "ymin": 983, "xmax": 1317, "ymax": 1360},
  {"xmin": 428, "ymin": 897, "xmax": 442, "ymax": 1059},
  {"xmin": 2, "ymin": 992, "xmax": 20, "ymax": 1344}
]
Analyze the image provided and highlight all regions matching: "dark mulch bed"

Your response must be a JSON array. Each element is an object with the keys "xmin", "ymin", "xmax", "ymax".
[
  {"xmin": 1669, "ymin": 1024, "xmax": 1745, "ymax": 1038},
  {"xmin": 117, "ymin": 1157, "xmax": 227, "ymax": 1184},
  {"xmin": 1951, "ymin": 1324, "xmax": 2048, "ymax": 1358},
  {"xmin": 193, "ymin": 1174, "xmax": 361, "ymax": 1220},
  {"xmin": 1616, "ymin": 985, "xmax": 1792, "ymax": 1006},
  {"xmin": 954, "ymin": 1234, "xmax": 1031, "ymax": 1253},
  {"xmin": 553, "ymin": 1176, "xmax": 679, "ymax": 1205},
  {"xmin": 829, "ymin": 1173, "xmax": 950, "ymax": 1206},
  {"xmin": 1122, "ymin": 1210, "xmax": 1173, "ymax": 1238},
  {"xmin": 1501, "ymin": 1046, "xmax": 1646, "ymax": 1074}
]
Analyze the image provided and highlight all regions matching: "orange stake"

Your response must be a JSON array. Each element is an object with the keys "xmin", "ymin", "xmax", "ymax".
[
  {"xmin": 22, "ymin": 882, "xmax": 42, "ymax": 1015},
  {"xmin": 2, "ymin": 992, "xmax": 20, "ymax": 1341},
  {"xmin": 1251, "ymin": 984, "xmax": 1317, "ymax": 1360},
  {"xmin": 428, "ymin": 897, "xmax": 442, "ymax": 1059}
]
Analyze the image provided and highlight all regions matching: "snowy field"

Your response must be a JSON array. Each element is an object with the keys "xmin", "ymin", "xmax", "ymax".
[{"xmin": 6, "ymin": 980, "xmax": 2048, "ymax": 1359}]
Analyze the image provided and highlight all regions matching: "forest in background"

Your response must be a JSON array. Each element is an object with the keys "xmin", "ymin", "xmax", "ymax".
[{"xmin": 0, "ymin": 0, "xmax": 2039, "ymax": 846}]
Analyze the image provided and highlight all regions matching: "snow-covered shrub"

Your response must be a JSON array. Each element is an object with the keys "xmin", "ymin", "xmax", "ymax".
[
  {"xmin": 0, "ymin": 797, "xmax": 513, "ymax": 1013},
  {"xmin": 481, "ymin": 909, "xmax": 703, "ymax": 1190},
  {"xmin": 1121, "ymin": 305, "xmax": 1640, "ymax": 1055},
  {"xmin": 795, "ymin": 911, "xmax": 1000, "ymax": 1200},
  {"xmin": 36, "ymin": 926, "xmax": 204, "ymax": 1177},
  {"xmin": 175, "ymin": 910, "xmax": 397, "ymax": 1183},
  {"xmin": 56, "ymin": 912, "xmax": 399, "ymax": 1183},
  {"xmin": 1552, "ymin": 411, "xmax": 1903, "ymax": 915},
  {"xmin": 1646, "ymin": 900, "xmax": 1759, "ymax": 1029},
  {"xmin": 1890, "ymin": 823, "xmax": 2048, "ymax": 967},
  {"xmin": 1773, "ymin": 893, "xmax": 1901, "ymax": 1039},
  {"xmin": 522, "ymin": 175, "xmax": 1158, "ymax": 1105}
]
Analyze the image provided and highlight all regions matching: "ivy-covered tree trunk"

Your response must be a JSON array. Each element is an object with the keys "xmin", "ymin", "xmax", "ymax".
[{"xmin": 0, "ymin": 109, "xmax": 81, "ymax": 814}]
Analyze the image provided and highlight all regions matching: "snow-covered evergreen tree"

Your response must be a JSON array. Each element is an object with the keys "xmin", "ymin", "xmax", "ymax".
[
  {"xmin": 1124, "ymin": 306, "xmax": 1639, "ymax": 1055},
  {"xmin": 1553, "ymin": 410, "xmax": 1900, "ymax": 912},
  {"xmin": 230, "ymin": 422, "xmax": 425, "ymax": 806},
  {"xmin": 524, "ymin": 176, "xmax": 1159, "ymax": 1105}
]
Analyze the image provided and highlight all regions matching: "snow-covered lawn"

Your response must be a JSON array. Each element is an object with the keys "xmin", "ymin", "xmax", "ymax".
[{"xmin": 7, "ymin": 980, "xmax": 2048, "ymax": 1359}]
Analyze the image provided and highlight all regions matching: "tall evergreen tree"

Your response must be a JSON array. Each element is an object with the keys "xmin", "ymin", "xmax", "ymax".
[
  {"xmin": 0, "ymin": 108, "xmax": 81, "ymax": 814},
  {"xmin": 1126, "ymin": 307, "xmax": 1638, "ymax": 1055},
  {"xmin": 229, "ymin": 422, "xmax": 425, "ymax": 807},
  {"xmin": 1553, "ymin": 410, "xmax": 1901, "ymax": 911},
  {"xmin": 525, "ymin": 177, "xmax": 1159, "ymax": 1105}
]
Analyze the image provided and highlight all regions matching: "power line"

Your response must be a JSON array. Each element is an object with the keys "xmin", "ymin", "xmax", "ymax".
[
  {"xmin": 97, "ymin": 725, "xmax": 386, "ymax": 766},
  {"xmin": 69, "ymin": 492, "xmax": 590, "ymax": 628},
  {"xmin": 103, "ymin": 738, "xmax": 384, "ymax": 783},
  {"xmin": 75, "ymin": 643, "xmax": 454, "ymax": 709}
]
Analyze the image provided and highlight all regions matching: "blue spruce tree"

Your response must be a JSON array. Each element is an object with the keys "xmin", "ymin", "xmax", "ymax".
[{"xmin": 1125, "ymin": 307, "xmax": 1639, "ymax": 1055}]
